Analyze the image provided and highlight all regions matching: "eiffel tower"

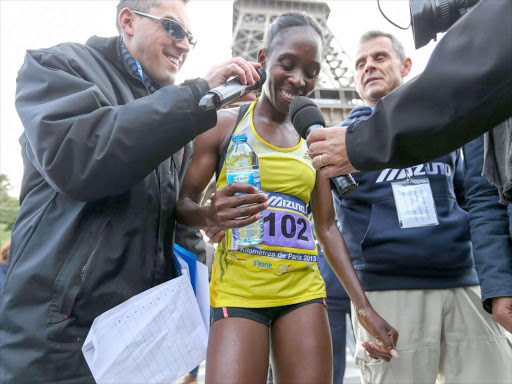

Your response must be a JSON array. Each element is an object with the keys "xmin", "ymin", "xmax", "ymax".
[{"xmin": 231, "ymin": 0, "xmax": 362, "ymax": 125}]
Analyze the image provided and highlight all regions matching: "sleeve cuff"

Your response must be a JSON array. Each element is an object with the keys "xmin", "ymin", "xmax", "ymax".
[
  {"xmin": 181, "ymin": 78, "xmax": 210, "ymax": 104},
  {"xmin": 345, "ymin": 120, "xmax": 363, "ymax": 170},
  {"xmin": 483, "ymin": 298, "xmax": 493, "ymax": 314}
]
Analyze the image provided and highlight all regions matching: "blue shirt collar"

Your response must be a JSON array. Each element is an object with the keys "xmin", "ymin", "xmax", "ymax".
[
  {"xmin": 119, "ymin": 38, "xmax": 160, "ymax": 94},
  {"xmin": 337, "ymin": 105, "xmax": 374, "ymax": 126}
]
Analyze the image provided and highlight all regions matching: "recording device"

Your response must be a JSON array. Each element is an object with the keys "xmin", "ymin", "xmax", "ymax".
[
  {"xmin": 290, "ymin": 97, "xmax": 358, "ymax": 196},
  {"xmin": 199, "ymin": 68, "xmax": 267, "ymax": 111},
  {"xmin": 410, "ymin": 0, "xmax": 480, "ymax": 49},
  {"xmin": 378, "ymin": 0, "xmax": 479, "ymax": 49}
]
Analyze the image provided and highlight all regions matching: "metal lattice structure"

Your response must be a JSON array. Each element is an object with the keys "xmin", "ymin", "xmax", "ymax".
[{"xmin": 231, "ymin": 0, "xmax": 362, "ymax": 124}]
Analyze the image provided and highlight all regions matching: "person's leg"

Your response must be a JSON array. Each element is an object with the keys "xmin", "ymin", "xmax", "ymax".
[
  {"xmin": 351, "ymin": 290, "xmax": 442, "ymax": 384},
  {"xmin": 271, "ymin": 303, "xmax": 332, "ymax": 384},
  {"xmin": 206, "ymin": 317, "xmax": 270, "ymax": 384},
  {"xmin": 438, "ymin": 286, "xmax": 512, "ymax": 384},
  {"xmin": 327, "ymin": 309, "xmax": 347, "ymax": 384}
]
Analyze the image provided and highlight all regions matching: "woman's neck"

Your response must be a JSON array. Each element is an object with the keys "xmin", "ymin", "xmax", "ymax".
[
  {"xmin": 255, "ymin": 94, "xmax": 290, "ymax": 124},
  {"xmin": 252, "ymin": 93, "xmax": 301, "ymax": 149}
]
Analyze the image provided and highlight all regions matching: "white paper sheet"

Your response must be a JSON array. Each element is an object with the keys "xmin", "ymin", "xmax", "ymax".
[{"xmin": 82, "ymin": 268, "xmax": 209, "ymax": 384}]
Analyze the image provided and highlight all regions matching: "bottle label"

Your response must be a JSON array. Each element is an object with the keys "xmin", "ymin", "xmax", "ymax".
[{"xmin": 227, "ymin": 171, "xmax": 261, "ymax": 190}]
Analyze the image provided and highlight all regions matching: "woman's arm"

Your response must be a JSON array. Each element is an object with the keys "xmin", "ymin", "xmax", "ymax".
[
  {"xmin": 311, "ymin": 174, "xmax": 399, "ymax": 360},
  {"xmin": 176, "ymin": 108, "xmax": 268, "ymax": 233}
]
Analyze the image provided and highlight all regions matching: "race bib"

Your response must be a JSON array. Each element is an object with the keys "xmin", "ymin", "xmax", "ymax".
[
  {"xmin": 228, "ymin": 192, "xmax": 317, "ymax": 274},
  {"xmin": 261, "ymin": 191, "xmax": 315, "ymax": 250}
]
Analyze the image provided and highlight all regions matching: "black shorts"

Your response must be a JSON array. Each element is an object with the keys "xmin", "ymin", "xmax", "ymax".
[{"xmin": 210, "ymin": 298, "xmax": 327, "ymax": 327}]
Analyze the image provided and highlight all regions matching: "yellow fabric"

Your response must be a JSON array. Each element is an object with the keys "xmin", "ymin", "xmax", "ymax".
[{"xmin": 211, "ymin": 100, "xmax": 326, "ymax": 308}]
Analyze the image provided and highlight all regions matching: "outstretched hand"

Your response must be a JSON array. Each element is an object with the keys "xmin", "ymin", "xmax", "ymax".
[
  {"xmin": 206, "ymin": 183, "xmax": 268, "ymax": 230},
  {"xmin": 356, "ymin": 306, "xmax": 399, "ymax": 361}
]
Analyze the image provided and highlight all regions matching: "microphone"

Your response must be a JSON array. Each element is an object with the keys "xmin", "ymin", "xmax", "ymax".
[
  {"xmin": 199, "ymin": 68, "xmax": 267, "ymax": 111},
  {"xmin": 290, "ymin": 96, "xmax": 357, "ymax": 196}
]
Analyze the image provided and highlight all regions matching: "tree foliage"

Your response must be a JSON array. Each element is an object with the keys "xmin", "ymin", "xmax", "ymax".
[{"xmin": 0, "ymin": 174, "xmax": 20, "ymax": 231}]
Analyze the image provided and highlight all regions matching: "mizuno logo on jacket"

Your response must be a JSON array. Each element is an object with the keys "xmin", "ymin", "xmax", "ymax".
[{"xmin": 375, "ymin": 163, "xmax": 452, "ymax": 183}]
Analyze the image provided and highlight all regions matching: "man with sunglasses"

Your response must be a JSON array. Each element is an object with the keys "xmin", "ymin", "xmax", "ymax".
[{"xmin": 0, "ymin": 0, "xmax": 263, "ymax": 382}]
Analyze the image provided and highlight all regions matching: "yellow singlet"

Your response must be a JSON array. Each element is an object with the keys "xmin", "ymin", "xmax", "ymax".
[{"xmin": 210, "ymin": 100, "xmax": 326, "ymax": 308}]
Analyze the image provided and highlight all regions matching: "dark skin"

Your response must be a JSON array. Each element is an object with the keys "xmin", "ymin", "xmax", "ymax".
[{"xmin": 177, "ymin": 26, "xmax": 398, "ymax": 383}]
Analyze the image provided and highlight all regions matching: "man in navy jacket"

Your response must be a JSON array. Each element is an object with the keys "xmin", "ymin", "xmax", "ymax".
[{"xmin": 325, "ymin": 31, "xmax": 511, "ymax": 384}]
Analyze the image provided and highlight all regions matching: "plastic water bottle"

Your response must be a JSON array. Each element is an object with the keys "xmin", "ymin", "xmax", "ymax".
[{"xmin": 226, "ymin": 133, "xmax": 264, "ymax": 247}]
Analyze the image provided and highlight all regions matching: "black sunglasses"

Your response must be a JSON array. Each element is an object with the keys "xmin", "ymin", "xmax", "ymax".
[{"xmin": 132, "ymin": 10, "xmax": 197, "ymax": 47}]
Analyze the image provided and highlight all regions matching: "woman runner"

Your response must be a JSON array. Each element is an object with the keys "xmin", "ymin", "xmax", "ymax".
[{"xmin": 177, "ymin": 12, "xmax": 398, "ymax": 384}]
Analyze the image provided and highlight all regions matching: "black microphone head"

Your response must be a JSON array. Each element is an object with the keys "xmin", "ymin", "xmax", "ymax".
[
  {"xmin": 246, "ymin": 68, "xmax": 267, "ymax": 91},
  {"xmin": 290, "ymin": 96, "xmax": 325, "ymax": 139}
]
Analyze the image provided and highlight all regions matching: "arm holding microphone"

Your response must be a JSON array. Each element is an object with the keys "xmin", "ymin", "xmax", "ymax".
[{"xmin": 307, "ymin": 0, "xmax": 511, "ymax": 175}]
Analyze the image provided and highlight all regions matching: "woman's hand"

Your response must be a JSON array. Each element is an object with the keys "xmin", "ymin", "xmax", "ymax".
[
  {"xmin": 204, "ymin": 226, "xmax": 225, "ymax": 244},
  {"xmin": 356, "ymin": 306, "xmax": 399, "ymax": 361},
  {"xmin": 206, "ymin": 183, "xmax": 268, "ymax": 229}
]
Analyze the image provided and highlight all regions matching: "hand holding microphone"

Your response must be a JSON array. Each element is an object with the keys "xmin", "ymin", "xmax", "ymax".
[
  {"xmin": 290, "ymin": 97, "xmax": 357, "ymax": 196},
  {"xmin": 200, "ymin": 58, "xmax": 266, "ymax": 111},
  {"xmin": 200, "ymin": 67, "xmax": 266, "ymax": 111}
]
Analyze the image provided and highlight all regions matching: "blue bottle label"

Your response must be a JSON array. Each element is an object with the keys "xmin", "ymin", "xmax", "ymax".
[{"xmin": 227, "ymin": 171, "xmax": 261, "ymax": 190}]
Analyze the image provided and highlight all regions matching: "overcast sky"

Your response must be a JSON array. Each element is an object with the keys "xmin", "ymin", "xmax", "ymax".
[{"xmin": 0, "ymin": 0, "xmax": 439, "ymax": 197}]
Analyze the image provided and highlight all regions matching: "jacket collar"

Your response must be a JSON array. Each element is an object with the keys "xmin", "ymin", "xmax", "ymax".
[
  {"xmin": 86, "ymin": 36, "xmax": 125, "ymax": 74},
  {"xmin": 85, "ymin": 35, "xmax": 160, "ymax": 94}
]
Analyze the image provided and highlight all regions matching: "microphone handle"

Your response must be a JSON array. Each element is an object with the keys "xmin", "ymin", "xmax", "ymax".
[
  {"xmin": 332, "ymin": 174, "xmax": 358, "ymax": 196},
  {"xmin": 213, "ymin": 82, "xmax": 248, "ymax": 102},
  {"xmin": 199, "ymin": 83, "xmax": 248, "ymax": 111},
  {"xmin": 198, "ymin": 68, "xmax": 266, "ymax": 111}
]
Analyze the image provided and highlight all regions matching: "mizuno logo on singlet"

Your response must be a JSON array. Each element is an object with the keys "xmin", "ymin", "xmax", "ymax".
[
  {"xmin": 375, "ymin": 163, "xmax": 452, "ymax": 183},
  {"xmin": 267, "ymin": 195, "xmax": 307, "ymax": 214}
]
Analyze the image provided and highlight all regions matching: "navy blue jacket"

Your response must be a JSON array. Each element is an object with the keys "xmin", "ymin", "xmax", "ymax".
[
  {"xmin": 321, "ymin": 107, "xmax": 478, "ymax": 293},
  {"xmin": 463, "ymin": 136, "xmax": 512, "ymax": 313}
]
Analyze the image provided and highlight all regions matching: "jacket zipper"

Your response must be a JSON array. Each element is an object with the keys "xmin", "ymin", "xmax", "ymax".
[
  {"xmin": 80, "ymin": 217, "xmax": 111, "ymax": 283},
  {"xmin": 80, "ymin": 253, "xmax": 94, "ymax": 283}
]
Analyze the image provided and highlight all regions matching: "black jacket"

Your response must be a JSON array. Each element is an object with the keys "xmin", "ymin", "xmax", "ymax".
[
  {"xmin": 463, "ymin": 136, "xmax": 512, "ymax": 313},
  {"xmin": 346, "ymin": 0, "xmax": 512, "ymax": 171},
  {"xmin": 0, "ymin": 36, "xmax": 216, "ymax": 383}
]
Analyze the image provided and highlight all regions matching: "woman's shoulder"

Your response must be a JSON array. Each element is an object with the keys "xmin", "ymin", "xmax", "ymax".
[
  {"xmin": 215, "ymin": 107, "xmax": 245, "ymax": 152},
  {"xmin": 195, "ymin": 107, "xmax": 239, "ymax": 148},
  {"xmin": 217, "ymin": 107, "xmax": 240, "ymax": 130}
]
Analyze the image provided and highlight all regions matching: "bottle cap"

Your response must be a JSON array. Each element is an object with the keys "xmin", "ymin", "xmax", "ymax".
[{"xmin": 232, "ymin": 133, "xmax": 248, "ymax": 142}]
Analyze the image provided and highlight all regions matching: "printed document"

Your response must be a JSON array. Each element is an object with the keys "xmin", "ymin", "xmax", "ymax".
[{"xmin": 82, "ymin": 262, "xmax": 209, "ymax": 384}]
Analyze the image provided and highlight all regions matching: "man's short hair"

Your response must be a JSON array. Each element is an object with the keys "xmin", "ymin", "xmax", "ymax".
[
  {"xmin": 116, "ymin": 0, "xmax": 189, "ymax": 34},
  {"xmin": 359, "ymin": 30, "xmax": 406, "ymax": 61}
]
